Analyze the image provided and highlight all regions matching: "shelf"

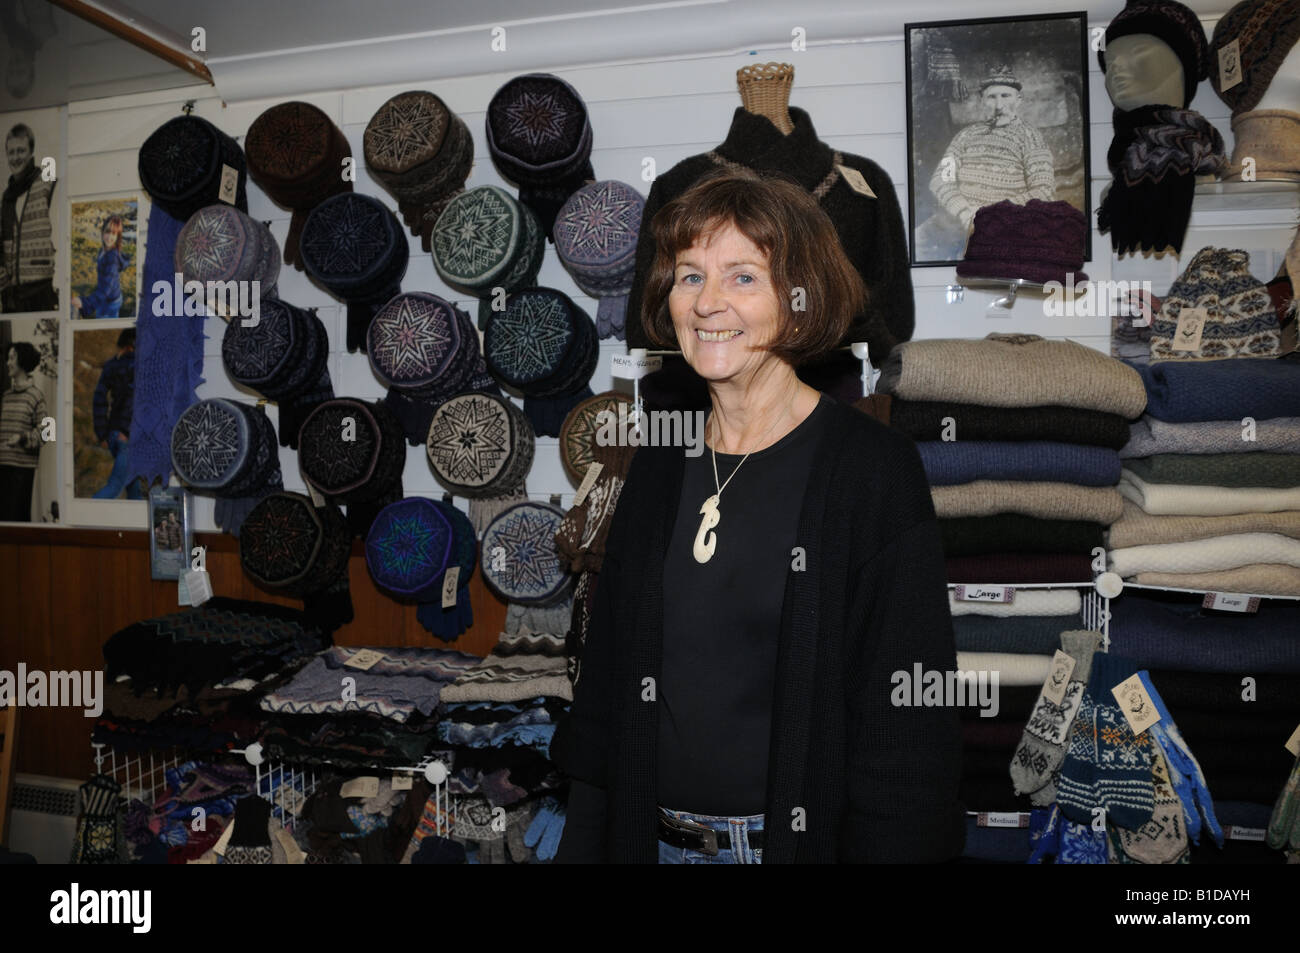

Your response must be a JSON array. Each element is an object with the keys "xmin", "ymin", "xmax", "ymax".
[
  {"xmin": 1118, "ymin": 581, "xmax": 1300, "ymax": 602},
  {"xmin": 1193, "ymin": 179, "xmax": 1300, "ymax": 212}
]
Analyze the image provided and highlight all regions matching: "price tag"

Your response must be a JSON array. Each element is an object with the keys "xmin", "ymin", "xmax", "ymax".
[
  {"xmin": 274, "ymin": 786, "xmax": 303, "ymax": 817},
  {"xmin": 837, "ymin": 164, "xmax": 877, "ymax": 198},
  {"xmin": 441, "ymin": 566, "xmax": 459, "ymax": 609},
  {"xmin": 213, "ymin": 818, "xmax": 235, "ymax": 856},
  {"xmin": 1041, "ymin": 649, "xmax": 1077, "ymax": 706},
  {"xmin": 1112, "ymin": 674, "xmax": 1161, "ymax": 736},
  {"xmin": 340, "ymin": 776, "xmax": 380, "ymax": 799},
  {"xmin": 391, "ymin": 773, "xmax": 414, "ymax": 791},
  {"xmin": 1223, "ymin": 825, "xmax": 1265, "ymax": 842},
  {"xmin": 953, "ymin": 585, "xmax": 1013, "ymax": 603},
  {"xmin": 976, "ymin": 812, "xmax": 1029, "ymax": 828},
  {"xmin": 218, "ymin": 164, "xmax": 239, "ymax": 204},
  {"xmin": 1172, "ymin": 307, "xmax": 1207, "ymax": 352},
  {"xmin": 573, "ymin": 461, "xmax": 604, "ymax": 506},
  {"xmin": 1202, "ymin": 591, "xmax": 1260, "ymax": 613},
  {"xmin": 610, "ymin": 353, "xmax": 662, "ymax": 379},
  {"xmin": 344, "ymin": 648, "xmax": 385, "ymax": 671},
  {"xmin": 177, "ymin": 572, "xmax": 191, "ymax": 606},
  {"xmin": 1285, "ymin": 723, "xmax": 1300, "ymax": 758},
  {"xmin": 181, "ymin": 569, "xmax": 212, "ymax": 606},
  {"xmin": 1218, "ymin": 39, "xmax": 1242, "ymax": 92},
  {"xmin": 306, "ymin": 481, "xmax": 326, "ymax": 508}
]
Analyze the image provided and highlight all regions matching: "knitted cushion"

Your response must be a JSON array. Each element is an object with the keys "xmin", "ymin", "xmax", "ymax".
[
  {"xmin": 297, "ymin": 398, "xmax": 405, "ymax": 503},
  {"xmin": 956, "ymin": 199, "xmax": 1089, "ymax": 286},
  {"xmin": 138, "ymin": 114, "xmax": 248, "ymax": 221},
  {"xmin": 559, "ymin": 391, "xmax": 632, "ymax": 483},
  {"xmin": 431, "ymin": 186, "xmax": 544, "ymax": 297},
  {"xmin": 479, "ymin": 501, "xmax": 571, "ymax": 605},
  {"xmin": 174, "ymin": 205, "xmax": 280, "ymax": 305},
  {"xmin": 1149, "ymin": 247, "xmax": 1280, "ymax": 361},
  {"xmin": 484, "ymin": 288, "xmax": 599, "ymax": 397},
  {"xmin": 365, "ymin": 497, "xmax": 455, "ymax": 601},
  {"xmin": 367, "ymin": 292, "xmax": 468, "ymax": 394},
  {"xmin": 554, "ymin": 180, "xmax": 643, "ymax": 296},
  {"xmin": 427, "ymin": 391, "xmax": 535, "ymax": 497},
  {"xmin": 240, "ymin": 492, "xmax": 350, "ymax": 596},
  {"xmin": 485, "ymin": 74, "xmax": 592, "ymax": 187},
  {"xmin": 1209, "ymin": 0, "xmax": 1300, "ymax": 115}
]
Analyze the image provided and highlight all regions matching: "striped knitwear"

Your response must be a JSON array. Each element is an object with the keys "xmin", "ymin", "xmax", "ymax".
[
  {"xmin": 0, "ymin": 381, "xmax": 45, "ymax": 467},
  {"xmin": 929, "ymin": 118, "xmax": 1055, "ymax": 224}
]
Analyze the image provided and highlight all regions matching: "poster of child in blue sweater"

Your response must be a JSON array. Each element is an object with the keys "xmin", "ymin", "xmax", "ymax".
[{"xmin": 69, "ymin": 197, "xmax": 137, "ymax": 319}]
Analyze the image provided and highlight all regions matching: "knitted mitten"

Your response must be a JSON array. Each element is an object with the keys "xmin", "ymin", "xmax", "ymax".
[
  {"xmin": 225, "ymin": 796, "xmax": 274, "ymax": 864},
  {"xmin": 72, "ymin": 774, "xmax": 124, "ymax": 864},
  {"xmin": 1089, "ymin": 653, "xmax": 1155, "ymax": 831},
  {"xmin": 1027, "ymin": 806, "xmax": 1061, "ymax": 864},
  {"xmin": 1116, "ymin": 735, "xmax": 1188, "ymax": 864},
  {"xmin": 1137, "ymin": 671, "xmax": 1223, "ymax": 848},
  {"xmin": 1058, "ymin": 819, "xmax": 1109, "ymax": 864},
  {"xmin": 1056, "ymin": 692, "xmax": 1101, "ymax": 826},
  {"xmin": 1268, "ymin": 753, "xmax": 1300, "ymax": 852},
  {"xmin": 524, "ymin": 796, "xmax": 566, "ymax": 862},
  {"xmin": 1010, "ymin": 629, "xmax": 1101, "ymax": 798}
]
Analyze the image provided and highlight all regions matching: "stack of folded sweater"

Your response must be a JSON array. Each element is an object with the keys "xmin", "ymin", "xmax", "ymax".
[
  {"xmin": 881, "ymin": 334, "xmax": 1145, "ymax": 583},
  {"xmin": 1110, "ymin": 359, "xmax": 1300, "ymax": 595},
  {"xmin": 258, "ymin": 645, "xmax": 480, "ymax": 770}
]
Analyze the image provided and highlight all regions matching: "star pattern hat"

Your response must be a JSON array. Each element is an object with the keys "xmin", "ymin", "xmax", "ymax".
[
  {"xmin": 558, "ymin": 390, "xmax": 633, "ymax": 484},
  {"xmin": 427, "ymin": 391, "xmax": 534, "ymax": 497},
  {"xmin": 299, "ymin": 192, "xmax": 409, "ymax": 353},
  {"xmin": 245, "ymin": 101, "xmax": 354, "ymax": 269},
  {"xmin": 171, "ymin": 398, "xmax": 284, "ymax": 535},
  {"xmin": 364, "ymin": 91, "xmax": 475, "ymax": 252},
  {"xmin": 138, "ymin": 113, "xmax": 248, "ymax": 221},
  {"xmin": 297, "ymin": 397, "xmax": 406, "ymax": 537},
  {"xmin": 553, "ymin": 180, "xmax": 645, "ymax": 340},
  {"xmin": 221, "ymin": 296, "xmax": 334, "ymax": 449},
  {"xmin": 480, "ymin": 501, "xmax": 572, "ymax": 605},
  {"xmin": 175, "ymin": 204, "xmax": 281, "ymax": 306}
]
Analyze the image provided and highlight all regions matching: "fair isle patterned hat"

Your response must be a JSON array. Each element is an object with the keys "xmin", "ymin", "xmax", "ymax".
[
  {"xmin": 554, "ymin": 181, "xmax": 645, "ymax": 340},
  {"xmin": 174, "ymin": 204, "xmax": 281, "ymax": 306},
  {"xmin": 485, "ymin": 73, "xmax": 595, "ymax": 238},
  {"xmin": 427, "ymin": 391, "xmax": 534, "ymax": 498},
  {"xmin": 171, "ymin": 398, "xmax": 284, "ymax": 535},
  {"xmin": 431, "ymin": 185, "xmax": 545, "ymax": 329},
  {"xmin": 364, "ymin": 91, "xmax": 475, "ymax": 253},
  {"xmin": 245, "ymin": 101, "xmax": 354, "ymax": 270},
  {"xmin": 138, "ymin": 113, "xmax": 249, "ymax": 221},
  {"xmin": 299, "ymin": 192, "xmax": 409, "ymax": 353},
  {"xmin": 297, "ymin": 397, "xmax": 406, "ymax": 538},
  {"xmin": 558, "ymin": 391, "xmax": 632, "ymax": 484},
  {"xmin": 1150, "ymin": 247, "xmax": 1281, "ymax": 361},
  {"xmin": 222, "ymin": 296, "xmax": 334, "ymax": 449},
  {"xmin": 1210, "ymin": 0, "xmax": 1300, "ymax": 115},
  {"xmin": 479, "ymin": 501, "xmax": 572, "ymax": 605}
]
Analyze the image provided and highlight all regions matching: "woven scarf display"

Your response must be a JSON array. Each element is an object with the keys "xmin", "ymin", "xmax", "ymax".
[
  {"xmin": 485, "ymin": 73, "xmax": 594, "ymax": 239},
  {"xmin": 484, "ymin": 288, "xmax": 599, "ymax": 437},
  {"xmin": 363, "ymin": 91, "xmax": 474, "ymax": 252},
  {"xmin": 175, "ymin": 204, "xmax": 281, "ymax": 304},
  {"xmin": 956, "ymin": 199, "xmax": 1088, "ymax": 286},
  {"xmin": 1149, "ymin": 247, "xmax": 1281, "ymax": 361},
  {"xmin": 239, "ymin": 491, "xmax": 353, "ymax": 632},
  {"xmin": 431, "ymin": 185, "xmax": 545, "ymax": 329},
  {"xmin": 221, "ymin": 296, "xmax": 334, "ymax": 448},
  {"xmin": 365, "ymin": 497, "xmax": 475, "ymax": 640},
  {"xmin": 480, "ymin": 501, "xmax": 571, "ymax": 605},
  {"xmin": 297, "ymin": 397, "xmax": 406, "ymax": 538},
  {"xmin": 1098, "ymin": 106, "xmax": 1226, "ymax": 256},
  {"xmin": 367, "ymin": 292, "xmax": 500, "ymax": 445},
  {"xmin": 245, "ymin": 101, "xmax": 353, "ymax": 269},
  {"xmin": 138, "ymin": 113, "xmax": 248, "ymax": 221},
  {"xmin": 170, "ymin": 398, "xmax": 283, "ymax": 535},
  {"xmin": 426, "ymin": 391, "xmax": 535, "ymax": 533},
  {"xmin": 299, "ymin": 192, "xmax": 409, "ymax": 353},
  {"xmin": 553, "ymin": 180, "xmax": 644, "ymax": 339}
]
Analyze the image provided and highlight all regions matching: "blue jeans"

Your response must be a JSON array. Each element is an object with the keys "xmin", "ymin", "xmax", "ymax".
[
  {"xmin": 93, "ymin": 431, "xmax": 142, "ymax": 499},
  {"xmin": 657, "ymin": 807, "xmax": 764, "ymax": 865}
]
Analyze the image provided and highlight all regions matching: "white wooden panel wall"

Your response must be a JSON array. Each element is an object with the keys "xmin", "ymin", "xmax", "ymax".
[{"xmin": 60, "ymin": 14, "xmax": 1297, "ymax": 531}]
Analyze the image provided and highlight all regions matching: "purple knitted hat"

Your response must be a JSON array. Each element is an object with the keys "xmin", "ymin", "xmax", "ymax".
[
  {"xmin": 174, "ymin": 204, "xmax": 281, "ymax": 307},
  {"xmin": 956, "ymin": 200, "xmax": 1089, "ymax": 286},
  {"xmin": 554, "ymin": 180, "xmax": 645, "ymax": 340}
]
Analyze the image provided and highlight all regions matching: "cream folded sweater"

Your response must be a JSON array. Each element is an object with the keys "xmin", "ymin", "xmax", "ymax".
[
  {"xmin": 1119, "ymin": 470, "xmax": 1300, "ymax": 516},
  {"xmin": 1109, "ymin": 532, "xmax": 1300, "ymax": 576},
  {"xmin": 931, "ymin": 480, "xmax": 1125, "ymax": 523},
  {"xmin": 879, "ymin": 334, "xmax": 1147, "ymax": 417},
  {"xmin": 1107, "ymin": 499, "xmax": 1300, "ymax": 548},
  {"xmin": 948, "ymin": 587, "xmax": 1083, "ymax": 616},
  {"xmin": 1133, "ymin": 564, "xmax": 1300, "ymax": 596},
  {"xmin": 955, "ymin": 652, "xmax": 1053, "ymax": 687}
]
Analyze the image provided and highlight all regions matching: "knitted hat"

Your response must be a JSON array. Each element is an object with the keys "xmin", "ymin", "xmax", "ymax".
[
  {"xmin": 558, "ymin": 390, "xmax": 633, "ymax": 484},
  {"xmin": 1100, "ymin": 0, "xmax": 1209, "ymax": 108},
  {"xmin": 1210, "ymin": 0, "xmax": 1300, "ymax": 114},
  {"xmin": 1150, "ymin": 247, "xmax": 1281, "ymax": 361},
  {"xmin": 1222, "ymin": 109, "xmax": 1300, "ymax": 182},
  {"xmin": 170, "ymin": 398, "xmax": 283, "ymax": 535},
  {"xmin": 431, "ymin": 185, "xmax": 545, "ymax": 329},
  {"xmin": 367, "ymin": 292, "xmax": 500, "ymax": 445},
  {"xmin": 484, "ymin": 287, "xmax": 599, "ymax": 437},
  {"xmin": 174, "ymin": 204, "xmax": 281, "ymax": 306},
  {"xmin": 979, "ymin": 66, "xmax": 1022, "ymax": 91},
  {"xmin": 221, "ymin": 296, "xmax": 334, "ymax": 448},
  {"xmin": 427, "ymin": 391, "xmax": 535, "ymax": 534},
  {"xmin": 553, "ymin": 180, "xmax": 645, "ymax": 340},
  {"xmin": 363, "ymin": 91, "xmax": 475, "ymax": 252},
  {"xmin": 485, "ymin": 73, "xmax": 594, "ymax": 239},
  {"xmin": 417, "ymin": 500, "xmax": 477, "ymax": 640},
  {"xmin": 297, "ymin": 397, "xmax": 406, "ymax": 537},
  {"xmin": 138, "ymin": 113, "xmax": 248, "ymax": 221},
  {"xmin": 244, "ymin": 101, "xmax": 353, "ymax": 269},
  {"xmin": 480, "ymin": 501, "xmax": 571, "ymax": 605},
  {"xmin": 239, "ymin": 491, "xmax": 353, "ymax": 632},
  {"xmin": 299, "ymin": 192, "xmax": 409, "ymax": 353},
  {"xmin": 956, "ymin": 199, "xmax": 1089, "ymax": 286}
]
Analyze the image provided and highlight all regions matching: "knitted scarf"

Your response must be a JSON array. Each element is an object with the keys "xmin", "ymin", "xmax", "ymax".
[
  {"xmin": 129, "ymin": 204, "xmax": 205, "ymax": 486},
  {"xmin": 1098, "ymin": 106, "xmax": 1226, "ymax": 256},
  {"xmin": 0, "ymin": 160, "xmax": 38, "ymax": 270}
]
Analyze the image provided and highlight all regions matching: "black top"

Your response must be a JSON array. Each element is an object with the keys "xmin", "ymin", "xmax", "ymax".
[{"xmin": 657, "ymin": 395, "xmax": 830, "ymax": 815}]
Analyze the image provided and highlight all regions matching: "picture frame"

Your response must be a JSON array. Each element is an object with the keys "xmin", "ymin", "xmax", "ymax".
[
  {"xmin": 904, "ymin": 12, "xmax": 1091, "ymax": 267},
  {"xmin": 69, "ymin": 193, "xmax": 140, "ymax": 321},
  {"xmin": 148, "ymin": 485, "xmax": 192, "ymax": 581},
  {"xmin": 0, "ymin": 105, "xmax": 64, "ymax": 317}
]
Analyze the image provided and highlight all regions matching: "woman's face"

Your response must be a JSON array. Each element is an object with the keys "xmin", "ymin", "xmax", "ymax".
[
  {"xmin": 6, "ymin": 136, "xmax": 32, "ymax": 176},
  {"xmin": 102, "ymin": 227, "xmax": 116, "ymax": 248},
  {"xmin": 6, "ymin": 348, "xmax": 17, "ymax": 377},
  {"xmin": 668, "ymin": 222, "xmax": 783, "ymax": 384}
]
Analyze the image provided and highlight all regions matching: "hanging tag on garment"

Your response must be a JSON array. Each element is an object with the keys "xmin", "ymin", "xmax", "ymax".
[
  {"xmin": 1172, "ymin": 307, "xmax": 1207, "ymax": 351},
  {"xmin": 1219, "ymin": 39, "xmax": 1243, "ymax": 92},
  {"xmin": 441, "ymin": 566, "xmax": 459, "ymax": 608},
  {"xmin": 837, "ymin": 165, "xmax": 877, "ymax": 198},
  {"xmin": 218, "ymin": 164, "xmax": 239, "ymax": 205},
  {"xmin": 1041, "ymin": 650, "xmax": 1076, "ymax": 707},
  {"xmin": 573, "ymin": 462, "xmax": 604, "ymax": 506},
  {"xmin": 1112, "ymin": 674, "xmax": 1161, "ymax": 736}
]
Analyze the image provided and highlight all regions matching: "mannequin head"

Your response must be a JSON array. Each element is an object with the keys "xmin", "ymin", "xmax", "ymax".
[{"xmin": 1105, "ymin": 34, "xmax": 1187, "ymax": 109}]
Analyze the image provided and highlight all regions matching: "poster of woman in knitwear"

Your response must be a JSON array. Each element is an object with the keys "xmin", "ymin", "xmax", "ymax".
[
  {"xmin": 905, "ymin": 13, "xmax": 1091, "ymax": 266},
  {"xmin": 69, "ymin": 195, "xmax": 138, "ymax": 320},
  {"xmin": 0, "ymin": 314, "xmax": 57, "ymax": 522},
  {"xmin": 0, "ymin": 105, "xmax": 61, "ymax": 314}
]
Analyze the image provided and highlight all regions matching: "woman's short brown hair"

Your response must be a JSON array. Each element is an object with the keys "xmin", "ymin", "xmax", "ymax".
[{"xmin": 641, "ymin": 169, "xmax": 866, "ymax": 367}]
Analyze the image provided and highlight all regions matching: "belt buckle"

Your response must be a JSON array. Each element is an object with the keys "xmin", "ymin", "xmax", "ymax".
[
  {"xmin": 695, "ymin": 826, "xmax": 719, "ymax": 856},
  {"xmin": 661, "ymin": 811, "xmax": 720, "ymax": 856}
]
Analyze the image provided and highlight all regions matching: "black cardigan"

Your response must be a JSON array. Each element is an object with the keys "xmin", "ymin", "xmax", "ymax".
[{"xmin": 550, "ymin": 399, "xmax": 965, "ymax": 862}]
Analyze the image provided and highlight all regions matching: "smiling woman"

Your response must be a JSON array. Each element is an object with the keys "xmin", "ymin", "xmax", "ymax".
[{"xmin": 550, "ymin": 170, "xmax": 965, "ymax": 864}]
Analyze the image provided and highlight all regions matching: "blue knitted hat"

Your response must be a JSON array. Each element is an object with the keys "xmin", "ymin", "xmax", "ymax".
[
  {"xmin": 553, "ymin": 180, "xmax": 644, "ymax": 339},
  {"xmin": 174, "ymin": 204, "xmax": 281, "ymax": 305},
  {"xmin": 138, "ymin": 113, "xmax": 248, "ymax": 221},
  {"xmin": 365, "ymin": 496, "xmax": 454, "ymax": 602},
  {"xmin": 479, "ymin": 500, "xmax": 571, "ymax": 605}
]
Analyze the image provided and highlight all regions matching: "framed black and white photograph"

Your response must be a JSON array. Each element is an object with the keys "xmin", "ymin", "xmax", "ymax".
[
  {"xmin": 0, "ymin": 315, "xmax": 58, "ymax": 522},
  {"xmin": 1, "ymin": 105, "xmax": 62, "ymax": 314},
  {"xmin": 148, "ymin": 485, "xmax": 191, "ymax": 581},
  {"xmin": 905, "ymin": 12, "xmax": 1091, "ymax": 266}
]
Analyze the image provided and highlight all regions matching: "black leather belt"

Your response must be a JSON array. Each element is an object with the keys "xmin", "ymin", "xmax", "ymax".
[{"xmin": 657, "ymin": 810, "xmax": 765, "ymax": 855}]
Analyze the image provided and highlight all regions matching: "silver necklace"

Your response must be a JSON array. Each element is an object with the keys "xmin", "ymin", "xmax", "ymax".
[{"xmin": 693, "ymin": 395, "xmax": 795, "ymax": 564}]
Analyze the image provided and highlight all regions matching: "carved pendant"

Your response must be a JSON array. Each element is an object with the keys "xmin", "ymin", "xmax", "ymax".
[{"xmin": 694, "ymin": 494, "xmax": 720, "ymax": 564}]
